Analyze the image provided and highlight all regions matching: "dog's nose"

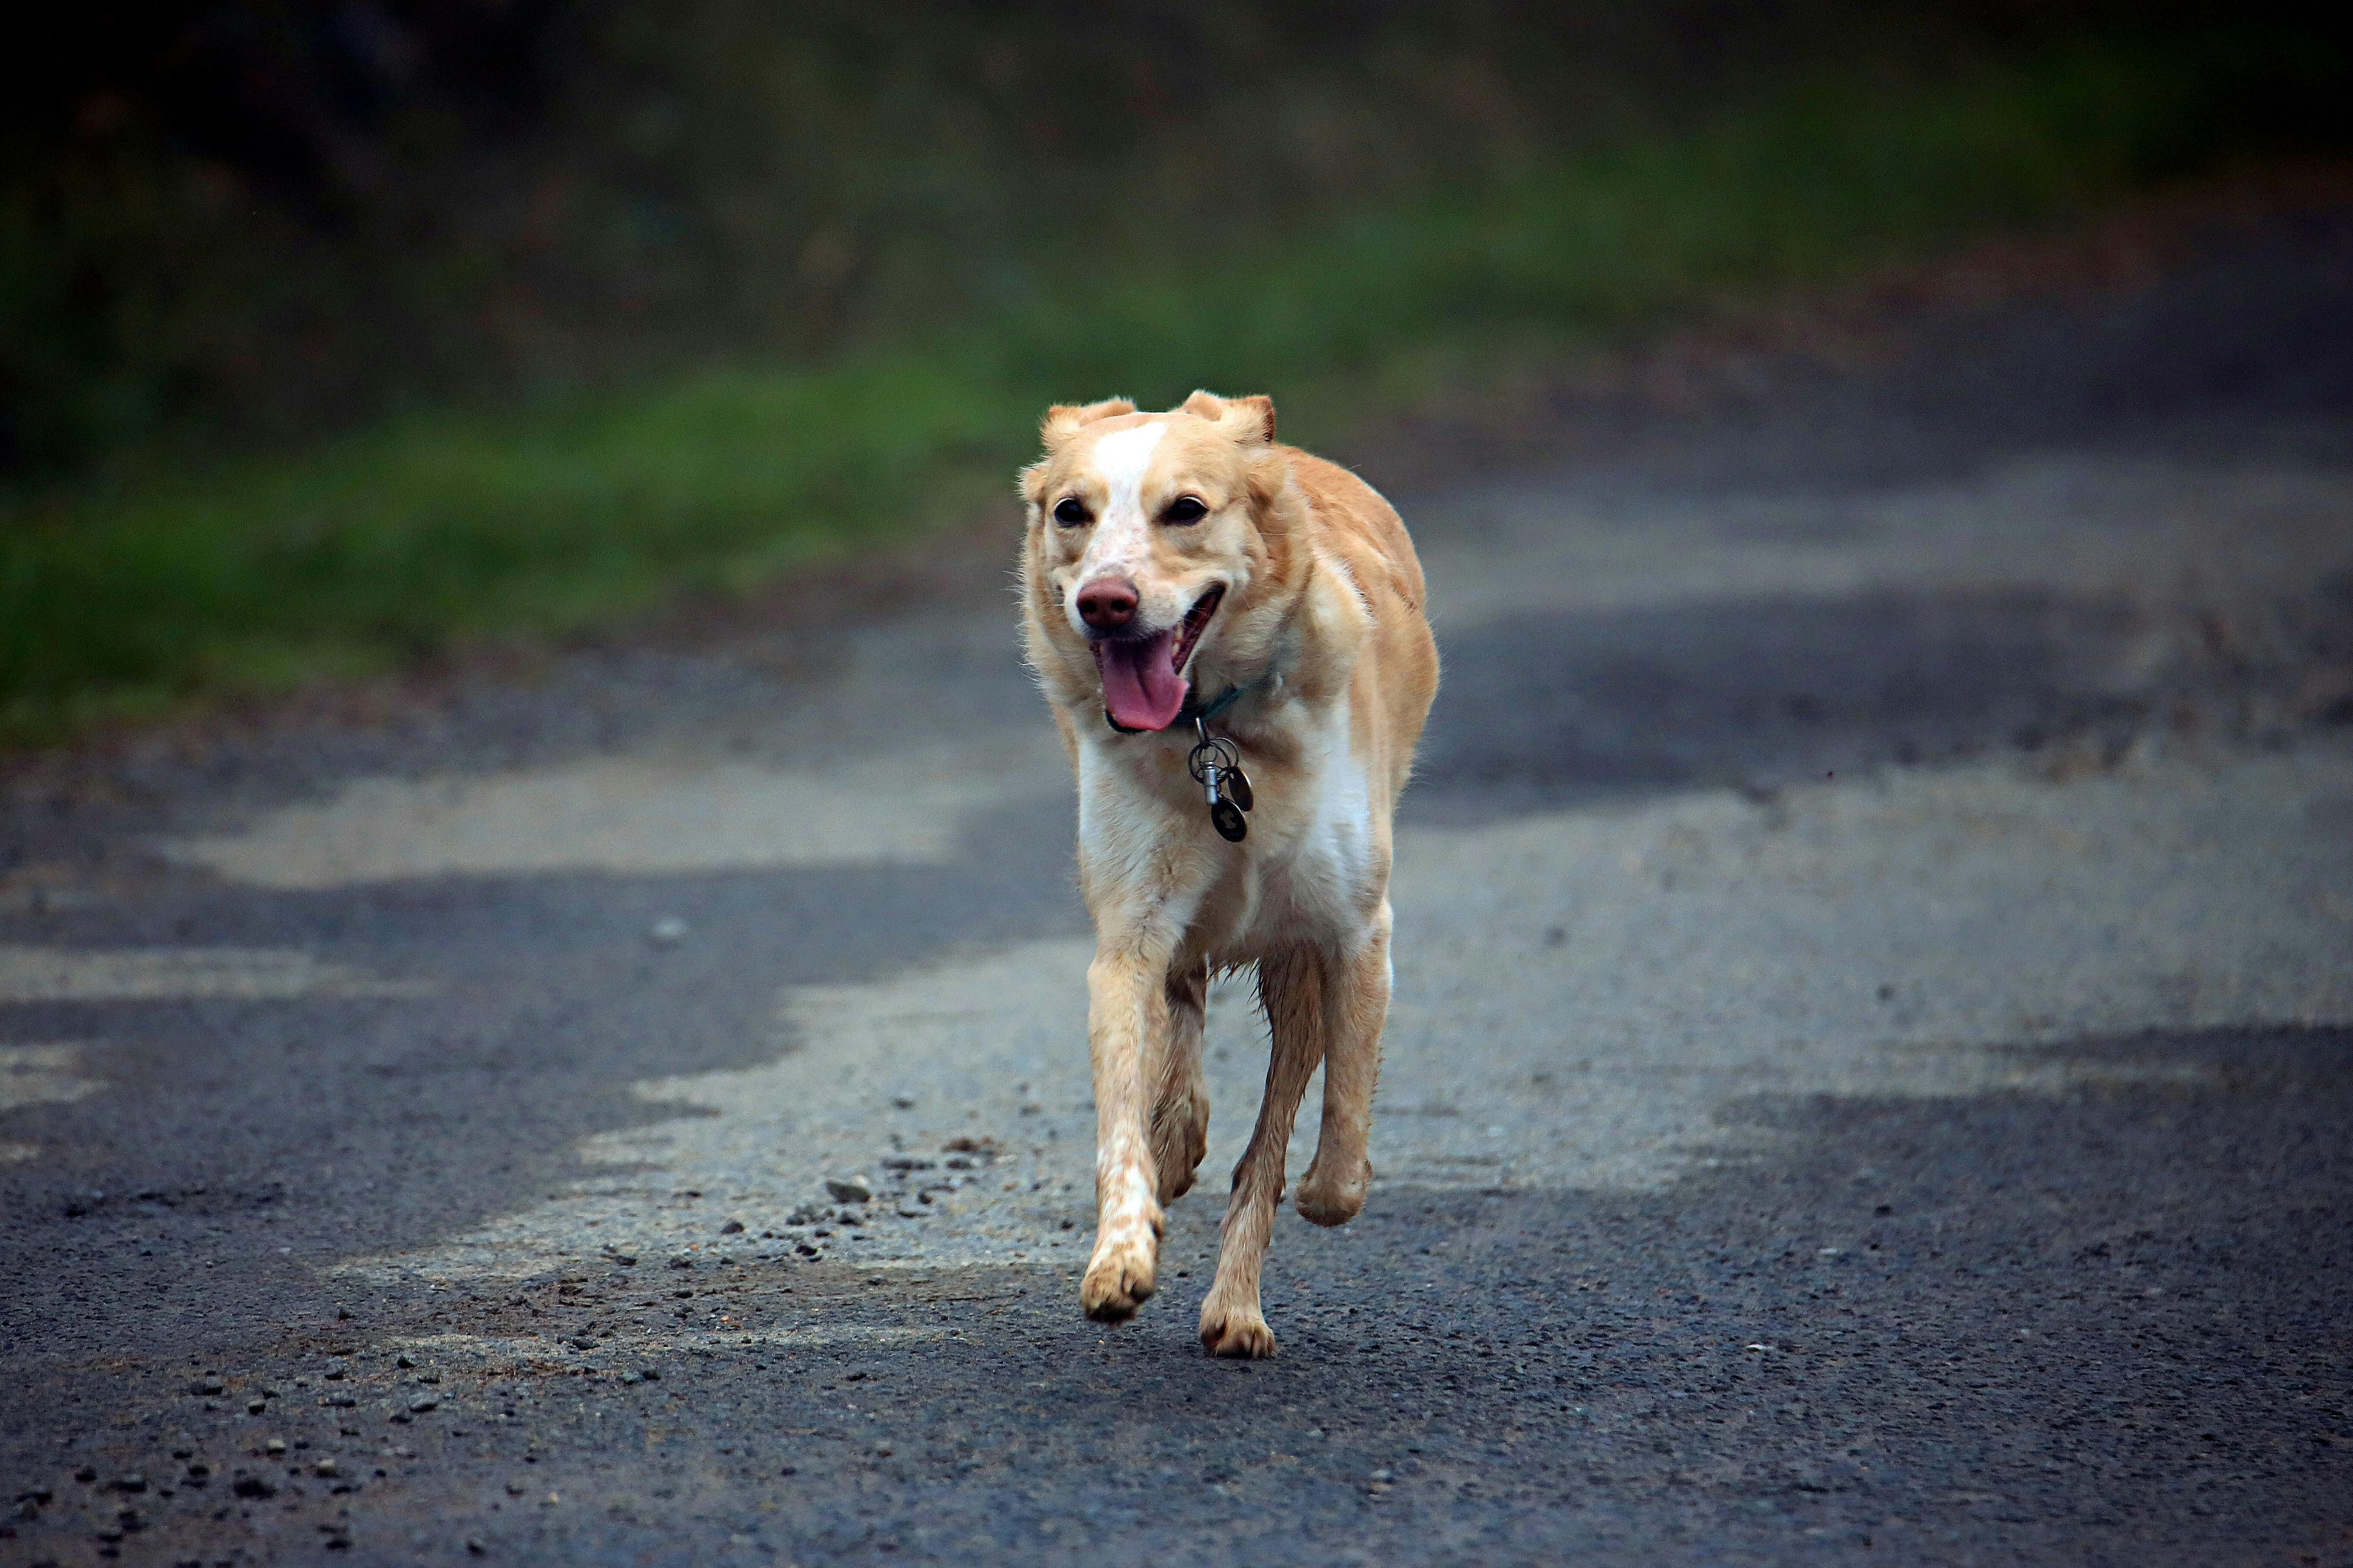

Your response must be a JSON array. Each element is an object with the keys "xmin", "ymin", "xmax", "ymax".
[{"xmin": 1076, "ymin": 577, "xmax": 1139, "ymax": 631}]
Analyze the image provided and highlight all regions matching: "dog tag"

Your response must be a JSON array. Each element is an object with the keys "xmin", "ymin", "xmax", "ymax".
[
  {"xmin": 1201, "ymin": 765, "xmax": 1247, "ymax": 842},
  {"xmin": 1225, "ymin": 764, "xmax": 1253, "ymax": 814},
  {"xmin": 1189, "ymin": 723, "xmax": 1250, "ymax": 842}
]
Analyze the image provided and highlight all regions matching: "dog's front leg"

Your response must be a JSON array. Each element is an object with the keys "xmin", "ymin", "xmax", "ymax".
[{"xmin": 1081, "ymin": 937, "xmax": 1175, "ymax": 1320}]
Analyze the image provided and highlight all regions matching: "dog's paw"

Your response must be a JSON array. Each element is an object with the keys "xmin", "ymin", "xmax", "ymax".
[
  {"xmin": 1080, "ymin": 1233, "xmax": 1158, "ymax": 1321},
  {"xmin": 1198, "ymin": 1299, "xmax": 1277, "ymax": 1359},
  {"xmin": 1294, "ymin": 1156, "xmax": 1368, "ymax": 1227}
]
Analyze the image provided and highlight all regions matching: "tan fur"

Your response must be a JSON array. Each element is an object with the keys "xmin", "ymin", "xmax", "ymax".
[{"xmin": 1018, "ymin": 390, "xmax": 1439, "ymax": 1357}]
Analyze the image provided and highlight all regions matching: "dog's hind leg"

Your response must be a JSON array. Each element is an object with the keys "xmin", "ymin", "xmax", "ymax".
[
  {"xmin": 1297, "ymin": 900, "xmax": 1391, "ymax": 1227},
  {"xmin": 1198, "ymin": 946, "xmax": 1326, "ymax": 1358},
  {"xmin": 1080, "ymin": 942, "xmax": 1172, "ymax": 1321},
  {"xmin": 1151, "ymin": 961, "xmax": 1211, "ymax": 1203}
]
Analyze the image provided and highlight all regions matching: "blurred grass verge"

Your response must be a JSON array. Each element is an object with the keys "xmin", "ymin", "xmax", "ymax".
[{"xmin": 2, "ymin": 33, "xmax": 2343, "ymax": 744}]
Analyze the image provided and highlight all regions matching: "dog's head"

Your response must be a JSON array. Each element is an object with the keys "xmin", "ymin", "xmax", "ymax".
[{"xmin": 1020, "ymin": 390, "xmax": 1303, "ymax": 732}]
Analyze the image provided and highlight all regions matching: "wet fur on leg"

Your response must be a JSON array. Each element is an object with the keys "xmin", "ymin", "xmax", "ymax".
[{"xmin": 1152, "ymin": 963, "xmax": 1212, "ymax": 1202}]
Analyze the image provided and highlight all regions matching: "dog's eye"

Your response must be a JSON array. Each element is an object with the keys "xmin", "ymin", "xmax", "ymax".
[
  {"xmin": 1052, "ymin": 497, "xmax": 1089, "ymax": 527},
  {"xmin": 1164, "ymin": 496, "xmax": 1208, "ymax": 525}
]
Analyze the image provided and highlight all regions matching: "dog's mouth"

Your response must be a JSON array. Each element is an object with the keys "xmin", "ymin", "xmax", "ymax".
[{"xmin": 1093, "ymin": 585, "xmax": 1225, "ymax": 732}]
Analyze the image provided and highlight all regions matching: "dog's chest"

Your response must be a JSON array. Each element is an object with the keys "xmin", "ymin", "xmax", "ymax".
[
  {"xmin": 1224, "ymin": 772, "xmax": 1374, "ymax": 953},
  {"xmin": 1077, "ymin": 701, "xmax": 1380, "ymax": 955},
  {"xmin": 1202, "ymin": 718, "xmax": 1378, "ymax": 958}
]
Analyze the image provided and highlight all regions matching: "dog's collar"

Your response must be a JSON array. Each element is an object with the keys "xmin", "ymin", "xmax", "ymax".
[
  {"xmin": 1180, "ymin": 682, "xmax": 1251, "ymax": 725},
  {"xmin": 1103, "ymin": 679, "xmax": 1257, "ymax": 735}
]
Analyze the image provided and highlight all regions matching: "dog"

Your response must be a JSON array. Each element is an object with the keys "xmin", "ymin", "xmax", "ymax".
[{"xmin": 1018, "ymin": 390, "xmax": 1438, "ymax": 1357}]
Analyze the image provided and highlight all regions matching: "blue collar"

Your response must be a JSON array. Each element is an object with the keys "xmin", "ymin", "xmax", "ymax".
[{"xmin": 1178, "ymin": 683, "xmax": 1249, "ymax": 725}]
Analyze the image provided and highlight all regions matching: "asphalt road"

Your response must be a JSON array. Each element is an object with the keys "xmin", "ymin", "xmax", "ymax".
[{"xmin": 4, "ymin": 205, "xmax": 2352, "ymax": 1568}]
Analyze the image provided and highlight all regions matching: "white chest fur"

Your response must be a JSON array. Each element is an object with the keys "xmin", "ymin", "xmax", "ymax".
[
  {"xmin": 1228, "ymin": 696, "xmax": 1375, "ymax": 955},
  {"xmin": 1073, "ymin": 691, "xmax": 1376, "ymax": 964}
]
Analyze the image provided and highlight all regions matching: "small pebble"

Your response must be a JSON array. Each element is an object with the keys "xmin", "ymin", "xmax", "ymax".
[
  {"xmin": 314, "ymin": 1458, "xmax": 339, "ymax": 1478},
  {"xmin": 114, "ymin": 1473, "xmax": 146, "ymax": 1492},
  {"xmin": 265, "ymin": 1439, "xmax": 286, "ymax": 1456},
  {"xmin": 720, "ymin": 1220, "xmax": 744, "ymax": 1235},
  {"xmin": 408, "ymin": 1396, "xmax": 439, "ymax": 1414},
  {"xmin": 190, "ymin": 1377, "xmax": 224, "ymax": 1396},
  {"xmin": 396, "ymin": 1354, "xmax": 416, "ymax": 1369},
  {"xmin": 825, "ymin": 1176, "xmax": 872, "ymax": 1204},
  {"xmin": 246, "ymin": 1399, "xmax": 267, "ymax": 1415}
]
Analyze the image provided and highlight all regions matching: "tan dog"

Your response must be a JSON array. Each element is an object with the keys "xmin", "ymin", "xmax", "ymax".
[{"xmin": 1018, "ymin": 390, "xmax": 1438, "ymax": 1356}]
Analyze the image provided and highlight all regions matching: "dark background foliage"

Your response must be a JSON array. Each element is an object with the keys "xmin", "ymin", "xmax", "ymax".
[{"xmin": 8, "ymin": 0, "xmax": 2342, "ymax": 482}]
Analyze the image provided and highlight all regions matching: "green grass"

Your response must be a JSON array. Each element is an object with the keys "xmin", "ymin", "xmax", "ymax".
[{"xmin": 0, "ymin": 41, "xmax": 2287, "ymax": 742}]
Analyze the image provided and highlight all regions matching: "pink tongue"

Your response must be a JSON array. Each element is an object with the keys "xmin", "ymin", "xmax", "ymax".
[{"xmin": 1095, "ymin": 632, "xmax": 1188, "ymax": 731}]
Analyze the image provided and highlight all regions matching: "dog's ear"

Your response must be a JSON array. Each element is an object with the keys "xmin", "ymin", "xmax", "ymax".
[
  {"xmin": 1181, "ymin": 390, "xmax": 1275, "ymax": 446},
  {"xmin": 1039, "ymin": 398, "xmax": 1137, "ymax": 445}
]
